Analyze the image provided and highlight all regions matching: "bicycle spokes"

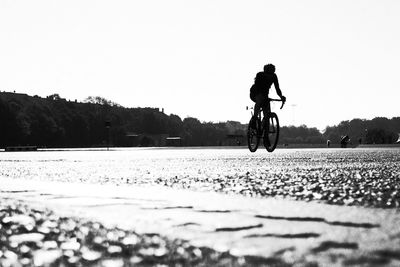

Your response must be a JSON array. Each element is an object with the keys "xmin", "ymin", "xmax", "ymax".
[
  {"xmin": 268, "ymin": 120, "xmax": 277, "ymax": 134},
  {"xmin": 264, "ymin": 113, "xmax": 280, "ymax": 152},
  {"xmin": 247, "ymin": 117, "xmax": 261, "ymax": 152},
  {"xmin": 248, "ymin": 111, "xmax": 280, "ymax": 153}
]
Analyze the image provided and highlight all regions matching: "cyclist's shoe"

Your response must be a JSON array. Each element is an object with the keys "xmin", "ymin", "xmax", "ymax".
[{"xmin": 263, "ymin": 134, "xmax": 270, "ymax": 148}]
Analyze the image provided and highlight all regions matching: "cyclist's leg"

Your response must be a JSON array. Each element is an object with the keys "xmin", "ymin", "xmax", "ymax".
[
  {"xmin": 262, "ymin": 100, "xmax": 271, "ymax": 146},
  {"xmin": 253, "ymin": 94, "xmax": 262, "ymax": 118},
  {"xmin": 260, "ymin": 99, "xmax": 270, "ymax": 126},
  {"xmin": 254, "ymin": 93, "xmax": 267, "ymax": 117},
  {"xmin": 262, "ymin": 101, "xmax": 270, "ymax": 120},
  {"xmin": 251, "ymin": 94, "xmax": 264, "ymax": 127}
]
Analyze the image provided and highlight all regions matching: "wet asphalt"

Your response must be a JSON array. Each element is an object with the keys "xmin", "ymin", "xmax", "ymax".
[
  {"xmin": 152, "ymin": 148, "xmax": 400, "ymax": 208},
  {"xmin": 1, "ymin": 148, "xmax": 399, "ymax": 208},
  {"xmin": 1, "ymin": 147, "xmax": 400, "ymax": 266}
]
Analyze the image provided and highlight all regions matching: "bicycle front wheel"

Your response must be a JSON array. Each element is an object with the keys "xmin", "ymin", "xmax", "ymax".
[
  {"xmin": 264, "ymin": 112, "xmax": 280, "ymax": 152},
  {"xmin": 247, "ymin": 117, "xmax": 260, "ymax": 152}
]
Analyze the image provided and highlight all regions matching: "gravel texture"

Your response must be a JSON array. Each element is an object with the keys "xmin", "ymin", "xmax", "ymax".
[
  {"xmin": 1, "ymin": 148, "xmax": 400, "ymax": 266},
  {"xmin": 151, "ymin": 149, "xmax": 400, "ymax": 208},
  {"xmin": 1, "ymin": 148, "xmax": 399, "ymax": 209}
]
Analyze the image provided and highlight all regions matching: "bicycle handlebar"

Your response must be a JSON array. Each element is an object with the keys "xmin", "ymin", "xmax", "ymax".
[
  {"xmin": 247, "ymin": 98, "xmax": 286, "ymax": 111},
  {"xmin": 268, "ymin": 98, "xmax": 286, "ymax": 109}
]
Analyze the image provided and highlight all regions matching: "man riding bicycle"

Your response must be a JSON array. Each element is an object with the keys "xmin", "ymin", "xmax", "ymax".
[
  {"xmin": 249, "ymin": 64, "xmax": 286, "ymax": 147},
  {"xmin": 250, "ymin": 63, "xmax": 286, "ymax": 125}
]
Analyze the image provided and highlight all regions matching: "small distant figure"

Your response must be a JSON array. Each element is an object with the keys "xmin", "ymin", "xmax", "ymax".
[
  {"xmin": 249, "ymin": 64, "xmax": 286, "ymax": 124},
  {"xmin": 340, "ymin": 135, "xmax": 350, "ymax": 148},
  {"xmin": 358, "ymin": 138, "xmax": 362, "ymax": 145},
  {"xmin": 327, "ymin": 139, "xmax": 331, "ymax": 148}
]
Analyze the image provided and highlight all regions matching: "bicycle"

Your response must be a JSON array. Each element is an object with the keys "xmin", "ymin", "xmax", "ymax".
[{"xmin": 247, "ymin": 98, "xmax": 285, "ymax": 152}]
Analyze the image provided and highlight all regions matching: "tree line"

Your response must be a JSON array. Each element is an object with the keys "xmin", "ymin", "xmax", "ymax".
[
  {"xmin": 280, "ymin": 117, "xmax": 400, "ymax": 146},
  {"xmin": 323, "ymin": 117, "xmax": 400, "ymax": 145},
  {"xmin": 0, "ymin": 92, "xmax": 246, "ymax": 147},
  {"xmin": 0, "ymin": 92, "xmax": 398, "ymax": 148}
]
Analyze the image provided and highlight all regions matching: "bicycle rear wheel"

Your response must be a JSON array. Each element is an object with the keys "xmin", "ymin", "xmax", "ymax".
[
  {"xmin": 264, "ymin": 112, "xmax": 280, "ymax": 152},
  {"xmin": 247, "ymin": 117, "xmax": 260, "ymax": 152}
]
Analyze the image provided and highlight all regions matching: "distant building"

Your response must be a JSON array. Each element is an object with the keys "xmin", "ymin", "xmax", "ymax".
[
  {"xmin": 166, "ymin": 137, "xmax": 182, "ymax": 146},
  {"xmin": 126, "ymin": 133, "xmax": 169, "ymax": 147},
  {"xmin": 5, "ymin": 146, "xmax": 37, "ymax": 152}
]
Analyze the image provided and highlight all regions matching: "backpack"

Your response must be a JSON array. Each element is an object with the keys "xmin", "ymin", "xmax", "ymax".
[{"xmin": 249, "ymin": 84, "xmax": 257, "ymax": 102}]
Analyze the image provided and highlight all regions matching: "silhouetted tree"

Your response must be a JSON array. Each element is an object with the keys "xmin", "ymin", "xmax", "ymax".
[
  {"xmin": 84, "ymin": 96, "xmax": 120, "ymax": 107},
  {"xmin": 365, "ymin": 128, "xmax": 397, "ymax": 144},
  {"xmin": 280, "ymin": 125, "xmax": 324, "ymax": 144},
  {"xmin": 0, "ymin": 92, "xmax": 248, "ymax": 147},
  {"xmin": 47, "ymin": 94, "xmax": 62, "ymax": 101},
  {"xmin": 2, "ymin": 92, "xmax": 397, "ymax": 148},
  {"xmin": 324, "ymin": 117, "xmax": 398, "ymax": 144}
]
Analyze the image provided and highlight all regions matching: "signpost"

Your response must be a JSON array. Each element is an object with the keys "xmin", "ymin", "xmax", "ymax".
[{"xmin": 105, "ymin": 120, "xmax": 111, "ymax": 151}]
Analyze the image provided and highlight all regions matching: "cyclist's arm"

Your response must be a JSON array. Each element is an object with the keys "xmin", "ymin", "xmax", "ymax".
[{"xmin": 273, "ymin": 74, "xmax": 284, "ymax": 99}]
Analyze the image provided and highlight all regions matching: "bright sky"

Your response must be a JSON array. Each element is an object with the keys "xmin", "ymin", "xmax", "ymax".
[{"xmin": 1, "ymin": 0, "xmax": 399, "ymax": 130}]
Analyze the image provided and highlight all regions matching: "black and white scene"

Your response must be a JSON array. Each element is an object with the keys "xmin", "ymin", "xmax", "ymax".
[{"xmin": 1, "ymin": 0, "xmax": 400, "ymax": 266}]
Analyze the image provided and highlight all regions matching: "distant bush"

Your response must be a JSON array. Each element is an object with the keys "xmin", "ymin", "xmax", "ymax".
[
  {"xmin": 323, "ymin": 117, "xmax": 400, "ymax": 144},
  {"xmin": 280, "ymin": 125, "xmax": 325, "ymax": 144},
  {"xmin": 365, "ymin": 128, "xmax": 397, "ymax": 144}
]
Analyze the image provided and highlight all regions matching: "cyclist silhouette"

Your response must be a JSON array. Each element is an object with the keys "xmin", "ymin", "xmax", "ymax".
[{"xmin": 250, "ymin": 64, "xmax": 286, "ymax": 127}]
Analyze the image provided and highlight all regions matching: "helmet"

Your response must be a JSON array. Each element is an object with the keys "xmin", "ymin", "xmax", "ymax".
[{"xmin": 264, "ymin": 64, "xmax": 275, "ymax": 73}]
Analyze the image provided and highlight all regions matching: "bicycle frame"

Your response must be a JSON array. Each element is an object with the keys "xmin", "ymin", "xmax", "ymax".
[
  {"xmin": 253, "ymin": 98, "xmax": 284, "ymax": 128},
  {"xmin": 247, "ymin": 98, "xmax": 285, "ymax": 152}
]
